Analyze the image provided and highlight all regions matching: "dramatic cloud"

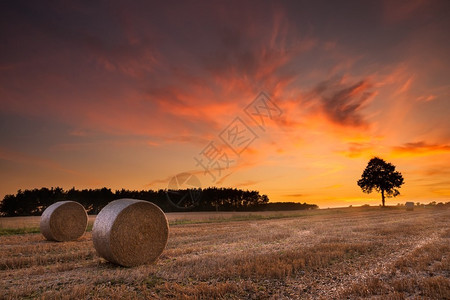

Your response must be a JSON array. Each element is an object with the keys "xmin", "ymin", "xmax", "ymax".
[
  {"xmin": 312, "ymin": 78, "xmax": 375, "ymax": 128},
  {"xmin": 1, "ymin": 0, "xmax": 449, "ymax": 206}
]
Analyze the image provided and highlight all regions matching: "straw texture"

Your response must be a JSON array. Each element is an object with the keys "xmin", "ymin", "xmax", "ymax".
[
  {"xmin": 92, "ymin": 199, "xmax": 169, "ymax": 267},
  {"xmin": 40, "ymin": 201, "xmax": 88, "ymax": 241}
]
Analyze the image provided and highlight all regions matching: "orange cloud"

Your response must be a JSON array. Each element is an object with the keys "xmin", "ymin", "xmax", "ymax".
[
  {"xmin": 338, "ymin": 142, "xmax": 378, "ymax": 158},
  {"xmin": 284, "ymin": 194, "xmax": 307, "ymax": 198},
  {"xmin": 392, "ymin": 141, "xmax": 450, "ymax": 157},
  {"xmin": 416, "ymin": 95, "xmax": 436, "ymax": 102}
]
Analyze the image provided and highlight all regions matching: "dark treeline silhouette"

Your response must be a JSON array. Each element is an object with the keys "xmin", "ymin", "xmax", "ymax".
[
  {"xmin": 0, "ymin": 187, "xmax": 318, "ymax": 216},
  {"xmin": 398, "ymin": 201, "xmax": 450, "ymax": 208}
]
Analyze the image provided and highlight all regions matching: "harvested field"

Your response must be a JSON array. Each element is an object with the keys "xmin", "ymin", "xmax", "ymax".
[
  {"xmin": 0, "ymin": 210, "xmax": 319, "ymax": 230},
  {"xmin": 0, "ymin": 207, "xmax": 449, "ymax": 299}
]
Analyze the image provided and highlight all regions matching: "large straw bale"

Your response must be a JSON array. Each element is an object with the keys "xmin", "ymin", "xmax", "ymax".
[
  {"xmin": 40, "ymin": 201, "xmax": 88, "ymax": 241},
  {"xmin": 92, "ymin": 198, "xmax": 169, "ymax": 267}
]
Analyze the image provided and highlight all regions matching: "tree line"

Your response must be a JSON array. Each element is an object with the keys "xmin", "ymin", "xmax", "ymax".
[{"xmin": 0, "ymin": 187, "xmax": 318, "ymax": 216}]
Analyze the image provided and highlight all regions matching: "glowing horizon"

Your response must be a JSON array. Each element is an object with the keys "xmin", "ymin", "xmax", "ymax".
[{"xmin": 0, "ymin": 1, "xmax": 449, "ymax": 208}]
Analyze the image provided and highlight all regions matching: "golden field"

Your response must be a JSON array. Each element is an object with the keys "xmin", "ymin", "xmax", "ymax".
[{"xmin": 0, "ymin": 207, "xmax": 449, "ymax": 299}]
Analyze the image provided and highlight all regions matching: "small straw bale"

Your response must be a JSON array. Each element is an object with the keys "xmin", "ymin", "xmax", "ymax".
[
  {"xmin": 405, "ymin": 201, "xmax": 414, "ymax": 211},
  {"xmin": 40, "ymin": 201, "xmax": 88, "ymax": 241},
  {"xmin": 92, "ymin": 198, "xmax": 169, "ymax": 267}
]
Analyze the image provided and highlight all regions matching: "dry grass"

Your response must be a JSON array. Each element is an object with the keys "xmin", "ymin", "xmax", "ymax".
[{"xmin": 0, "ymin": 207, "xmax": 449, "ymax": 299}]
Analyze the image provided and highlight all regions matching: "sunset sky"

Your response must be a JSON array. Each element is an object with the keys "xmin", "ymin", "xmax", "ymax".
[{"xmin": 1, "ymin": 0, "xmax": 449, "ymax": 207}]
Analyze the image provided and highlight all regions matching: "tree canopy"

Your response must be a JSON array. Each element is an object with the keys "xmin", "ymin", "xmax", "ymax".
[
  {"xmin": 0, "ymin": 187, "xmax": 318, "ymax": 216},
  {"xmin": 357, "ymin": 157, "xmax": 404, "ymax": 206}
]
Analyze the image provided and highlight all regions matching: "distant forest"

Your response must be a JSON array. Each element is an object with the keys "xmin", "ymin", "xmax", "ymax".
[{"xmin": 0, "ymin": 187, "xmax": 318, "ymax": 217}]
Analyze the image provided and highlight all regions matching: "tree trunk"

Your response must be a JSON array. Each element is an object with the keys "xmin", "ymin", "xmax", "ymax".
[{"xmin": 381, "ymin": 189, "xmax": 385, "ymax": 207}]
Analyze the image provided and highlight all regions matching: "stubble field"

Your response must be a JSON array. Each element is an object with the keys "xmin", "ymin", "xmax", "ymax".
[{"xmin": 0, "ymin": 207, "xmax": 449, "ymax": 299}]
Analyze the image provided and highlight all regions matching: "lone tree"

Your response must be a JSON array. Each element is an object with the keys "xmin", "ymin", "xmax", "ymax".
[{"xmin": 357, "ymin": 157, "xmax": 404, "ymax": 207}]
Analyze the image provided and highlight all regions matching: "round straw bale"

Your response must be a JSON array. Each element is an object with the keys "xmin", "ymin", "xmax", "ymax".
[
  {"xmin": 40, "ymin": 201, "xmax": 88, "ymax": 242},
  {"xmin": 92, "ymin": 199, "xmax": 169, "ymax": 267}
]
